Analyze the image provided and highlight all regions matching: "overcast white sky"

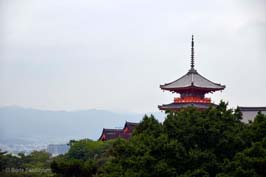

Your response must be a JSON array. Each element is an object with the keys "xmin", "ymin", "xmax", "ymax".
[{"xmin": 0, "ymin": 0, "xmax": 265, "ymax": 113}]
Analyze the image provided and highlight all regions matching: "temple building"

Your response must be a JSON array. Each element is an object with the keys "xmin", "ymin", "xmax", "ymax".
[
  {"xmin": 238, "ymin": 107, "xmax": 266, "ymax": 123},
  {"xmin": 159, "ymin": 35, "xmax": 225, "ymax": 111},
  {"xmin": 98, "ymin": 122, "xmax": 138, "ymax": 141}
]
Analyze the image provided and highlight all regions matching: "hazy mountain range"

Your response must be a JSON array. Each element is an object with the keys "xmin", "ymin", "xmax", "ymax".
[{"xmin": 0, "ymin": 106, "xmax": 165, "ymax": 145}]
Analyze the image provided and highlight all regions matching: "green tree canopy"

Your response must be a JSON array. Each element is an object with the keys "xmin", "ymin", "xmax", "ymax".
[
  {"xmin": 98, "ymin": 102, "xmax": 266, "ymax": 177},
  {"xmin": 50, "ymin": 101, "xmax": 266, "ymax": 177}
]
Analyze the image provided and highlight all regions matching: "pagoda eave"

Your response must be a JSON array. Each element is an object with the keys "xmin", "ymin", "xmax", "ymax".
[{"xmin": 160, "ymin": 86, "xmax": 225, "ymax": 93}]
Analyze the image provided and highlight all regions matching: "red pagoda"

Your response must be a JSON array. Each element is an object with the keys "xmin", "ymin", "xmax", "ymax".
[{"xmin": 158, "ymin": 35, "xmax": 225, "ymax": 111}]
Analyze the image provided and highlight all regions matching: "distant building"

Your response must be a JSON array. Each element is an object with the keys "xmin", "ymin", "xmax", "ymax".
[
  {"xmin": 98, "ymin": 122, "xmax": 139, "ymax": 141},
  {"xmin": 47, "ymin": 144, "xmax": 69, "ymax": 156},
  {"xmin": 238, "ymin": 107, "xmax": 266, "ymax": 123}
]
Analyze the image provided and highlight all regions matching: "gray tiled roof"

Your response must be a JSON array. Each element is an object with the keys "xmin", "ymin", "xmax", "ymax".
[
  {"xmin": 160, "ymin": 68, "xmax": 225, "ymax": 92},
  {"xmin": 238, "ymin": 107, "xmax": 266, "ymax": 111}
]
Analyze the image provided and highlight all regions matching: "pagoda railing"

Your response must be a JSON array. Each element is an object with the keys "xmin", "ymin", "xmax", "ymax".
[{"xmin": 174, "ymin": 97, "xmax": 211, "ymax": 103}]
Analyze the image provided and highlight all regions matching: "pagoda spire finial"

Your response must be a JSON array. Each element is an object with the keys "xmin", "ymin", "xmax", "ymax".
[{"xmin": 191, "ymin": 35, "xmax": 195, "ymax": 69}]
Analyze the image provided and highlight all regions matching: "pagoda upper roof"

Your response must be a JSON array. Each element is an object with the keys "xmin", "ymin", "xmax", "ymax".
[
  {"xmin": 160, "ymin": 68, "xmax": 225, "ymax": 92},
  {"xmin": 160, "ymin": 35, "xmax": 225, "ymax": 93}
]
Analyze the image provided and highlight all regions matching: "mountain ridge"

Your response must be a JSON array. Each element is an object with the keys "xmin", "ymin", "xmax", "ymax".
[{"xmin": 0, "ymin": 106, "xmax": 165, "ymax": 144}]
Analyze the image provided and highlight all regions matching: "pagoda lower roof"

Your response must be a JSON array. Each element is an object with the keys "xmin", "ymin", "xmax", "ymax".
[
  {"xmin": 160, "ymin": 68, "xmax": 225, "ymax": 92},
  {"xmin": 158, "ymin": 102, "xmax": 215, "ymax": 111}
]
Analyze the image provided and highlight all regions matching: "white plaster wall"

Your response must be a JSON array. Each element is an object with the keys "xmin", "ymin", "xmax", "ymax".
[{"xmin": 241, "ymin": 111, "xmax": 266, "ymax": 123}]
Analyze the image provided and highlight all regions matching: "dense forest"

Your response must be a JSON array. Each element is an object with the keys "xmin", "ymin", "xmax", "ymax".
[{"xmin": 1, "ymin": 102, "xmax": 266, "ymax": 177}]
